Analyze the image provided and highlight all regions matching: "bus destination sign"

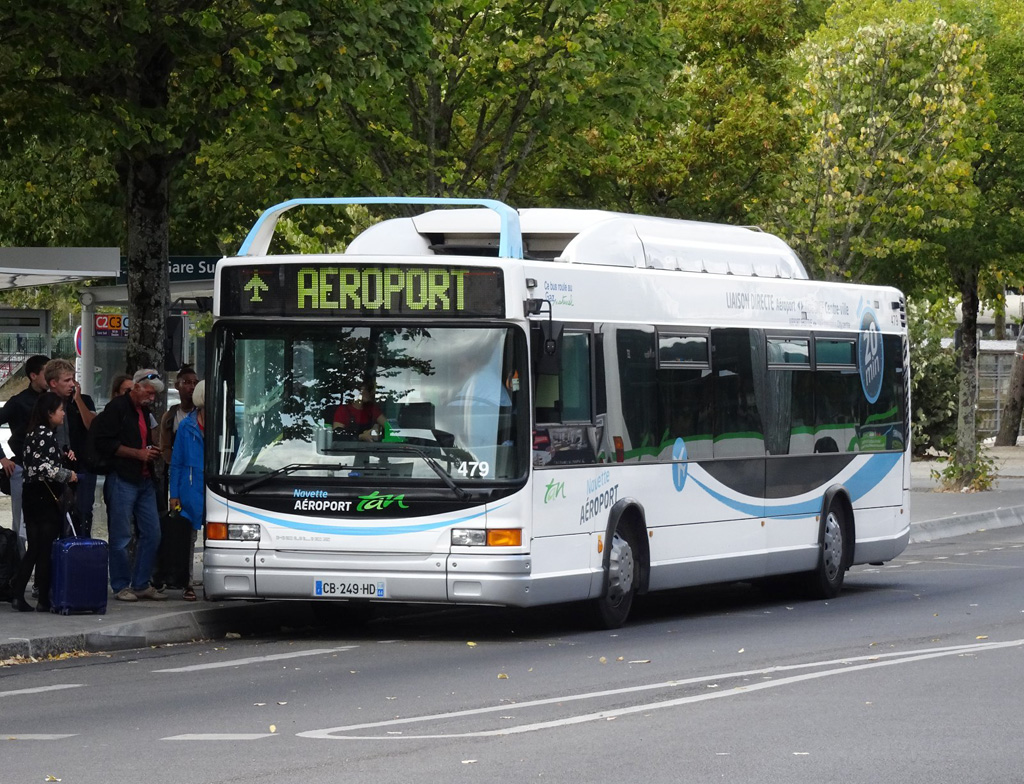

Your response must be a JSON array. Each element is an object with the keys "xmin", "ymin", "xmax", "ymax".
[{"xmin": 220, "ymin": 264, "xmax": 505, "ymax": 318}]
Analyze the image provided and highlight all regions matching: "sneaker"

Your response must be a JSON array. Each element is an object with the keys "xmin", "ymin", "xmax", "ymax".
[
  {"xmin": 115, "ymin": 588, "xmax": 139, "ymax": 602},
  {"xmin": 133, "ymin": 585, "xmax": 168, "ymax": 601}
]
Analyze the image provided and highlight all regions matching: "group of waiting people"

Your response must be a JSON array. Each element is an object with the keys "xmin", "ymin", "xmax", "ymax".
[{"xmin": 3, "ymin": 358, "xmax": 205, "ymax": 611}]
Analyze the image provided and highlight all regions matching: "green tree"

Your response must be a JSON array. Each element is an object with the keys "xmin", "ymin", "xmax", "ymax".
[
  {"xmin": 0, "ymin": 1, "xmax": 313, "ymax": 373},
  {"xmin": 531, "ymin": 0, "xmax": 827, "ymax": 221},
  {"xmin": 180, "ymin": 0, "xmax": 674, "ymax": 251},
  {"xmin": 770, "ymin": 12, "xmax": 985, "ymax": 287},
  {"xmin": 765, "ymin": 1, "xmax": 1006, "ymax": 488}
]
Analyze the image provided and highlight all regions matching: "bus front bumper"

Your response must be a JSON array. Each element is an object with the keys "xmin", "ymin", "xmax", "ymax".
[{"xmin": 203, "ymin": 547, "xmax": 539, "ymax": 607}]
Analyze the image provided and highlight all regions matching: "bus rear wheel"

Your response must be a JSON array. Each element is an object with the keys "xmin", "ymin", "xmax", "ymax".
[
  {"xmin": 591, "ymin": 523, "xmax": 639, "ymax": 629},
  {"xmin": 805, "ymin": 503, "xmax": 847, "ymax": 599}
]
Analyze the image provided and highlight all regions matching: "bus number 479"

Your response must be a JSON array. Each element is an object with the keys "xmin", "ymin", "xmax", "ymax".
[{"xmin": 456, "ymin": 461, "xmax": 490, "ymax": 478}]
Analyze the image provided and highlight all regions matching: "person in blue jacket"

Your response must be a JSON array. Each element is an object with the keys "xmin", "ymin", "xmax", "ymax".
[{"xmin": 168, "ymin": 380, "xmax": 205, "ymax": 602}]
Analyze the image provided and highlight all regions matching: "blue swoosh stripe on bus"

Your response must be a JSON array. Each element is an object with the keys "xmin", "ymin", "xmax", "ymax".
[
  {"xmin": 212, "ymin": 498, "xmax": 507, "ymax": 537},
  {"xmin": 689, "ymin": 453, "xmax": 902, "ymax": 518}
]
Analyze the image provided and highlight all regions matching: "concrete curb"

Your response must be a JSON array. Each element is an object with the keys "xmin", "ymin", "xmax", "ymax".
[
  {"xmin": 0, "ymin": 601, "xmax": 316, "ymax": 661},
  {"xmin": 909, "ymin": 504, "xmax": 1024, "ymax": 543}
]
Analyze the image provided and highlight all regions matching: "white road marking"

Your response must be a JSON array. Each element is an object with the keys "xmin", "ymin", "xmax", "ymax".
[
  {"xmin": 298, "ymin": 639, "xmax": 1024, "ymax": 740},
  {"xmin": 1, "ymin": 734, "xmax": 78, "ymax": 740},
  {"xmin": 0, "ymin": 684, "xmax": 84, "ymax": 698},
  {"xmin": 153, "ymin": 646, "xmax": 357, "ymax": 673},
  {"xmin": 164, "ymin": 733, "xmax": 278, "ymax": 741}
]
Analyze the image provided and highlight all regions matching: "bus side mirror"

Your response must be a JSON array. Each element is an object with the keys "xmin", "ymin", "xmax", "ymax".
[{"xmin": 531, "ymin": 320, "xmax": 563, "ymax": 376}]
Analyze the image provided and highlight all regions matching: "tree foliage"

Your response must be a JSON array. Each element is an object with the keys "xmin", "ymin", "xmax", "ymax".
[
  {"xmin": 768, "ymin": 11, "xmax": 987, "ymax": 288},
  {"xmin": 906, "ymin": 298, "xmax": 958, "ymax": 455},
  {"xmin": 181, "ymin": 0, "xmax": 674, "ymax": 253},
  {"xmin": 527, "ymin": 0, "xmax": 827, "ymax": 222},
  {"xmin": 0, "ymin": 1, "xmax": 314, "ymax": 373}
]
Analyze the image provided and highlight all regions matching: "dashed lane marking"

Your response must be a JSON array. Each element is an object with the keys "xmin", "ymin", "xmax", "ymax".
[
  {"xmin": 152, "ymin": 646, "xmax": 357, "ymax": 673},
  {"xmin": 0, "ymin": 684, "xmax": 84, "ymax": 698},
  {"xmin": 163, "ymin": 733, "xmax": 279, "ymax": 741},
  {"xmin": 2, "ymin": 734, "xmax": 78, "ymax": 740}
]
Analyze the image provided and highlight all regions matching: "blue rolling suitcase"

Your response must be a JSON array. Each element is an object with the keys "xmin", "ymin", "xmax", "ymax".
[{"xmin": 51, "ymin": 529, "xmax": 108, "ymax": 615}]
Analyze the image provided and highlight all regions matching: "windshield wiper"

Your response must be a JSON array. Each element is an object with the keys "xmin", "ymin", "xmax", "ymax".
[
  {"xmin": 375, "ymin": 444, "xmax": 470, "ymax": 500},
  {"xmin": 233, "ymin": 463, "xmax": 347, "ymax": 494}
]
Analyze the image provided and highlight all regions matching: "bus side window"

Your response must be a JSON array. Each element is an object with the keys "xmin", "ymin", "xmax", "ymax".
[
  {"xmin": 534, "ymin": 332, "xmax": 592, "ymax": 424},
  {"xmin": 616, "ymin": 328, "xmax": 658, "ymax": 450},
  {"xmin": 535, "ymin": 373, "xmax": 561, "ymax": 423},
  {"xmin": 560, "ymin": 333, "xmax": 592, "ymax": 422}
]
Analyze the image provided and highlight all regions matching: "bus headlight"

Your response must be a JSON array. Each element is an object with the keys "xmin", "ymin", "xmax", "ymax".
[
  {"xmin": 207, "ymin": 522, "xmax": 261, "ymax": 541},
  {"xmin": 451, "ymin": 529, "xmax": 522, "ymax": 547},
  {"xmin": 452, "ymin": 529, "xmax": 486, "ymax": 546}
]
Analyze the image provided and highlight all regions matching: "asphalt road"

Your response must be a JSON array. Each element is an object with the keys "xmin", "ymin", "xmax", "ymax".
[{"xmin": 3, "ymin": 525, "xmax": 1024, "ymax": 784}]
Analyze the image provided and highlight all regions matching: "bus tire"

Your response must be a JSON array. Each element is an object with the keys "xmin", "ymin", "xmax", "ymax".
[
  {"xmin": 805, "ymin": 500, "xmax": 848, "ymax": 599},
  {"xmin": 590, "ymin": 521, "xmax": 639, "ymax": 629}
]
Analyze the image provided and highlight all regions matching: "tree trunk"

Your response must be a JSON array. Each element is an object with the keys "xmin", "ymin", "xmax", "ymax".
[
  {"xmin": 953, "ymin": 268, "xmax": 980, "ymax": 486},
  {"xmin": 995, "ymin": 330, "xmax": 1024, "ymax": 446},
  {"xmin": 123, "ymin": 151, "xmax": 171, "ymax": 378}
]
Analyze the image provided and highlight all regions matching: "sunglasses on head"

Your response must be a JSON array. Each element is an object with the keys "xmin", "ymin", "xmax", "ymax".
[{"xmin": 140, "ymin": 373, "xmax": 160, "ymax": 381}]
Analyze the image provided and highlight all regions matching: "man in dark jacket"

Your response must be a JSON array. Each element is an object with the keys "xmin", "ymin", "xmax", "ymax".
[
  {"xmin": 44, "ymin": 358, "xmax": 98, "ymax": 536},
  {"xmin": 0, "ymin": 355, "xmax": 50, "ymax": 557},
  {"xmin": 91, "ymin": 368, "xmax": 167, "ymax": 601}
]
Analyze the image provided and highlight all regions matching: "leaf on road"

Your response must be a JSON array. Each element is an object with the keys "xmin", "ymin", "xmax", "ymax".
[
  {"xmin": 497, "ymin": 673, "xmax": 509, "ymax": 679},
  {"xmin": 225, "ymin": 632, "xmax": 241, "ymax": 639},
  {"xmin": 462, "ymin": 760, "xmax": 478, "ymax": 764},
  {"xmin": 269, "ymin": 725, "xmax": 277, "ymax": 733},
  {"xmin": 976, "ymin": 635, "xmax": 989, "ymax": 640},
  {"xmin": 45, "ymin": 777, "xmax": 61, "ymax": 782},
  {"xmin": 628, "ymin": 660, "xmax": 651, "ymax": 664},
  {"xmin": 277, "ymin": 701, "xmax": 288, "ymax": 705},
  {"xmin": 599, "ymin": 657, "xmax": 607, "ymax": 664},
  {"xmin": 737, "ymin": 648, "xmax": 745, "ymax": 654},
  {"xmin": 467, "ymin": 641, "xmax": 477, "ymax": 647},
  {"xmin": 254, "ymin": 702, "xmax": 266, "ymax": 706}
]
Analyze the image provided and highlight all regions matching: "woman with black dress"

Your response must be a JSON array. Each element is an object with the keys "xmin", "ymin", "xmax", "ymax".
[{"xmin": 9, "ymin": 391, "xmax": 78, "ymax": 612}]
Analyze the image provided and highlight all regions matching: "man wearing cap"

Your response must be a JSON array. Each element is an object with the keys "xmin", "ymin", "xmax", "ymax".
[{"xmin": 90, "ymin": 369, "xmax": 167, "ymax": 601}]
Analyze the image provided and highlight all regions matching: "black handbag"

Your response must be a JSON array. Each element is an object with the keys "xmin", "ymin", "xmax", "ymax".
[{"xmin": 45, "ymin": 481, "xmax": 83, "ymax": 537}]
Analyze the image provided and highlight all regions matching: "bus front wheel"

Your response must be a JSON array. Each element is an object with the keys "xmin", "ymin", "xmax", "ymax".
[
  {"xmin": 805, "ymin": 503, "xmax": 847, "ymax": 599},
  {"xmin": 591, "ymin": 523, "xmax": 639, "ymax": 629}
]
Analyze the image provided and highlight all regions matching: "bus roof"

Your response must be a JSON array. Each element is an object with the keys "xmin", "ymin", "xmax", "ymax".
[
  {"xmin": 348, "ymin": 207, "xmax": 808, "ymax": 280},
  {"xmin": 237, "ymin": 198, "xmax": 807, "ymax": 280}
]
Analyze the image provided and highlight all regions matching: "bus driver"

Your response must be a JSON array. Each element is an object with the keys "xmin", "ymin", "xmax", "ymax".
[{"xmin": 333, "ymin": 381, "xmax": 388, "ymax": 442}]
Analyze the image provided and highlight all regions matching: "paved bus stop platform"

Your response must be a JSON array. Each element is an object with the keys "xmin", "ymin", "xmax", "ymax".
[{"xmin": 4, "ymin": 448, "xmax": 1024, "ymax": 662}]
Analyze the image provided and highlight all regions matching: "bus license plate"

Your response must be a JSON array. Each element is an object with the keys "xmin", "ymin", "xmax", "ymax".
[{"xmin": 313, "ymin": 579, "xmax": 386, "ymax": 599}]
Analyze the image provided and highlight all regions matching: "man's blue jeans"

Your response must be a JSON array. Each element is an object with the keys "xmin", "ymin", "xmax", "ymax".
[{"xmin": 106, "ymin": 473, "xmax": 161, "ymax": 593}]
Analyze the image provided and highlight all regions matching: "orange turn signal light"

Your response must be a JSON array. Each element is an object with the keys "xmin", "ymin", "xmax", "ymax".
[
  {"xmin": 206, "ymin": 522, "xmax": 228, "ymax": 540},
  {"xmin": 487, "ymin": 529, "xmax": 522, "ymax": 547}
]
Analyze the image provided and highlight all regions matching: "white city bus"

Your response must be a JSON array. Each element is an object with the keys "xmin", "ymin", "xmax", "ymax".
[{"xmin": 203, "ymin": 197, "xmax": 910, "ymax": 627}]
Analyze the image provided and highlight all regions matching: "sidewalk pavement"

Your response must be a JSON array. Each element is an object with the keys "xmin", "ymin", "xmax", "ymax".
[{"xmin": 5, "ymin": 448, "xmax": 1024, "ymax": 661}]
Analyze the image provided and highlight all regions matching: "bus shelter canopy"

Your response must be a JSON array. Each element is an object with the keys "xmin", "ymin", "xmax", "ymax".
[{"xmin": 0, "ymin": 247, "xmax": 120, "ymax": 289}]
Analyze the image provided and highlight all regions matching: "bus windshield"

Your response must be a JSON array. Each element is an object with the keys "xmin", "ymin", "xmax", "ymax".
[{"xmin": 211, "ymin": 324, "xmax": 528, "ymax": 485}]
